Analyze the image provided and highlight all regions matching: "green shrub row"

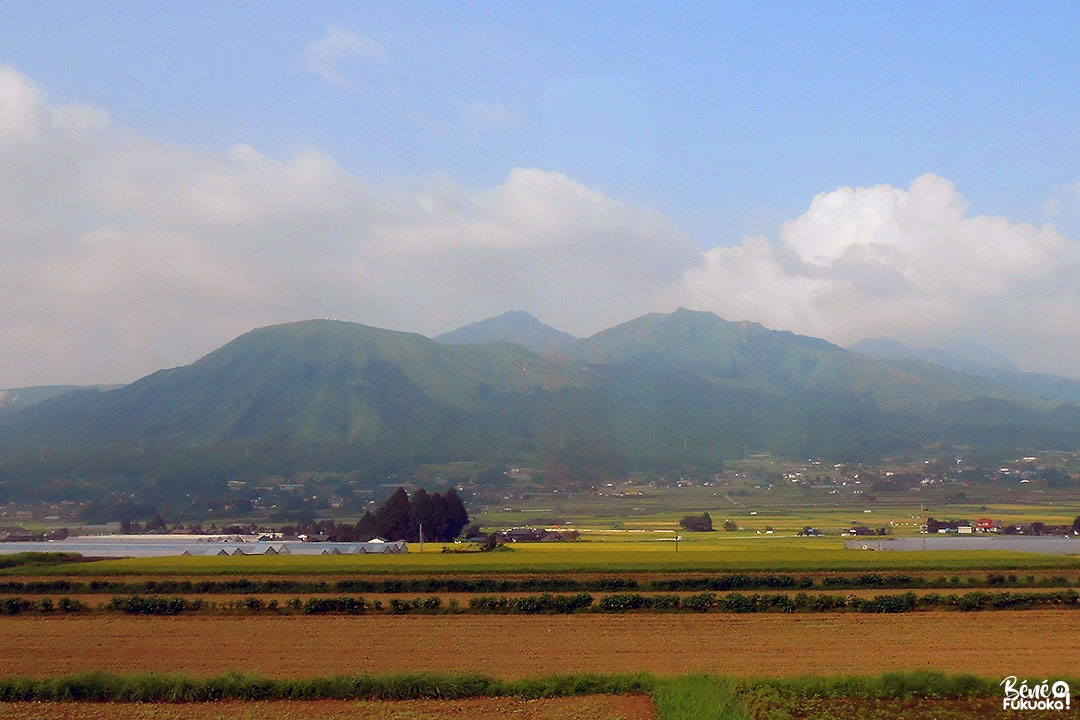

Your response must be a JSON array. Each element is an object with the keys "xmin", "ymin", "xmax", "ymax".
[
  {"xmin": 596, "ymin": 589, "xmax": 1080, "ymax": 614},
  {"xmin": 650, "ymin": 574, "xmax": 810, "ymax": 591},
  {"xmin": 595, "ymin": 589, "xmax": 1080, "ymax": 614},
  {"xmin": 2, "ymin": 588, "xmax": 1078, "ymax": 617},
  {"xmin": 0, "ymin": 572, "xmax": 1073, "ymax": 596},
  {"xmin": 0, "ymin": 669, "xmax": 1069, "ymax": 711},
  {"xmin": 915, "ymin": 588, "xmax": 1080, "ymax": 611},
  {"xmin": 0, "ymin": 576, "xmax": 639, "ymax": 594},
  {"xmin": 0, "ymin": 670, "xmax": 654, "ymax": 703},
  {"xmin": 817, "ymin": 572, "xmax": 1072, "ymax": 590},
  {"xmin": 467, "ymin": 592, "xmax": 594, "ymax": 614},
  {"xmin": 105, "ymin": 595, "xmax": 204, "ymax": 615},
  {"xmin": 0, "ymin": 596, "xmax": 90, "ymax": 615}
]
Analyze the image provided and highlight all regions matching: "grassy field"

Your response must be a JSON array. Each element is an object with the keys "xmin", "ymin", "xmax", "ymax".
[
  {"xmin": 24, "ymin": 538, "xmax": 1077, "ymax": 577},
  {"xmin": 3, "ymin": 489, "xmax": 1078, "ymax": 718},
  {"xmin": 0, "ymin": 670, "xmax": 1072, "ymax": 720},
  {"xmin": 472, "ymin": 481, "xmax": 1080, "ymax": 535}
]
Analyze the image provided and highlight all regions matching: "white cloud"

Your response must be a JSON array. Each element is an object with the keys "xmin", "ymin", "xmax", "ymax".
[
  {"xmin": 0, "ymin": 64, "xmax": 46, "ymax": 144},
  {"xmin": 5, "ymin": 62, "xmax": 1080, "ymax": 387},
  {"xmin": 683, "ymin": 174, "xmax": 1080, "ymax": 376},
  {"xmin": 0, "ymin": 64, "xmax": 696, "ymax": 386},
  {"xmin": 303, "ymin": 26, "xmax": 389, "ymax": 86}
]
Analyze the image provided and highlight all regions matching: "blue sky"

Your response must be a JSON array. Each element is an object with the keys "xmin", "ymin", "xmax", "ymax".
[{"xmin": 2, "ymin": 1, "xmax": 1080, "ymax": 384}]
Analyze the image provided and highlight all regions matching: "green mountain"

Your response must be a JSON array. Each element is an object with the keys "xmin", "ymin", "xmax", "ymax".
[
  {"xmin": 435, "ymin": 310, "xmax": 577, "ymax": 353},
  {"xmin": 850, "ymin": 336, "xmax": 1080, "ymax": 404},
  {"xmin": 2, "ymin": 311, "xmax": 1078, "ymax": 510},
  {"xmin": 0, "ymin": 386, "xmax": 82, "ymax": 416},
  {"xmin": 1, "ymin": 319, "xmax": 574, "ymax": 447},
  {"xmin": 574, "ymin": 309, "xmax": 1041, "ymax": 413}
]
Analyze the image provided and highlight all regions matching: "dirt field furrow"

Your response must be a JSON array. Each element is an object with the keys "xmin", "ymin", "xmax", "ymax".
[{"xmin": 0, "ymin": 610, "xmax": 1074, "ymax": 680}]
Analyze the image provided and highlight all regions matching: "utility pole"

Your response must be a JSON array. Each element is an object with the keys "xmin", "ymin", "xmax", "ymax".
[{"xmin": 419, "ymin": 523, "xmax": 424, "ymax": 553}]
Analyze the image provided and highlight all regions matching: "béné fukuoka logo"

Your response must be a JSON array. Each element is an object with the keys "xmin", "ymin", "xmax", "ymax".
[{"xmin": 1001, "ymin": 676, "xmax": 1071, "ymax": 712}]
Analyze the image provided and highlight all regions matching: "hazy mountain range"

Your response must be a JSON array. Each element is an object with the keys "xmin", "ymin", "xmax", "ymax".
[
  {"xmin": 3, "ymin": 309, "xmax": 1080, "ymax": 507},
  {"xmin": 848, "ymin": 337, "xmax": 1080, "ymax": 404},
  {"xmin": 435, "ymin": 310, "xmax": 577, "ymax": 353}
]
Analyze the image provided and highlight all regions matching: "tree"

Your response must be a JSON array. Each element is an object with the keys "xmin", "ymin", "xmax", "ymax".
[
  {"xmin": 408, "ymin": 488, "xmax": 436, "ymax": 542},
  {"xmin": 475, "ymin": 466, "xmax": 509, "ymax": 488},
  {"xmin": 443, "ymin": 488, "xmax": 470, "ymax": 539},
  {"xmin": 355, "ymin": 510, "xmax": 377, "ymax": 541},
  {"xmin": 428, "ymin": 492, "xmax": 453, "ymax": 542},
  {"xmin": 375, "ymin": 487, "xmax": 412, "ymax": 541},
  {"xmin": 1043, "ymin": 468, "xmax": 1072, "ymax": 489},
  {"xmin": 723, "ymin": 519, "xmax": 739, "ymax": 532},
  {"xmin": 680, "ymin": 512, "xmax": 714, "ymax": 532}
]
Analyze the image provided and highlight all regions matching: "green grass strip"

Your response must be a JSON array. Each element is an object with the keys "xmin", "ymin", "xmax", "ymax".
[
  {"xmin": 652, "ymin": 675, "xmax": 751, "ymax": 720},
  {"xmin": 0, "ymin": 669, "xmax": 1074, "ymax": 720},
  {"xmin": 0, "ymin": 671, "xmax": 653, "ymax": 703}
]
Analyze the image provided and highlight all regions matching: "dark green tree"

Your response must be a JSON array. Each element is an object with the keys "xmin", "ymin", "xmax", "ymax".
[
  {"xmin": 679, "ymin": 512, "xmax": 713, "ymax": 532},
  {"xmin": 408, "ymin": 488, "xmax": 436, "ymax": 542},
  {"xmin": 355, "ymin": 510, "xmax": 377, "ymax": 541},
  {"xmin": 443, "ymin": 487, "xmax": 469, "ymax": 539},
  {"xmin": 428, "ymin": 492, "xmax": 452, "ymax": 542},
  {"xmin": 375, "ymin": 487, "xmax": 412, "ymax": 540}
]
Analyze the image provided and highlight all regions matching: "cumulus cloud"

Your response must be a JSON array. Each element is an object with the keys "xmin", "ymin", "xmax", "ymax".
[
  {"xmin": 0, "ymin": 65, "xmax": 695, "ymax": 386},
  {"xmin": 5, "ymin": 62, "xmax": 1080, "ymax": 386},
  {"xmin": 303, "ymin": 26, "xmax": 388, "ymax": 85},
  {"xmin": 683, "ymin": 174, "xmax": 1080, "ymax": 376}
]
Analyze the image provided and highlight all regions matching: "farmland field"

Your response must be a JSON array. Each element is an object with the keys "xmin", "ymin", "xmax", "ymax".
[
  {"xmin": 0, "ymin": 611, "xmax": 1076, "ymax": 680},
  {"xmin": 3, "ymin": 495, "xmax": 1079, "ymax": 719},
  {"xmin": 18, "ymin": 538, "xmax": 1080, "ymax": 576}
]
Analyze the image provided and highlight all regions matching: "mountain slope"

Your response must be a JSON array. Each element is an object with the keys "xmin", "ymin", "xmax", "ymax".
[
  {"xmin": 851, "ymin": 337, "xmax": 1080, "ymax": 403},
  {"xmin": 573, "ymin": 309, "xmax": 1042, "ymax": 415},
  {"xmin": 2, "ymin": 312, "xmax": 1079, "ymax": 510},
  {"xmin": 436, "ymin": 310, "xmax": 577, "ymax": 353},
  {"xmin": 0, "ymin": 386, "xmax": 83, "ymax": 417},
  {"xmin": 849, "ymin": 337, "xmax": 1020, "ymax": 375},
  {"xmin": 1, "ymin": 320, "xmax": 574, "ymax": 448}
]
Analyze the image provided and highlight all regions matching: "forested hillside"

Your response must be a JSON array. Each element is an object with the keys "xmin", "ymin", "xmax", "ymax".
[{"xmin": 2, "ymin": 310, "xmax": 1078, "ymax": 516}]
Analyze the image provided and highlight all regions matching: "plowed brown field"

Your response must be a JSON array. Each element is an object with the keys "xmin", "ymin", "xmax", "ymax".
[{"xmin": 0, "ymin": 611, "xmax": 1075, "ymax": 679}]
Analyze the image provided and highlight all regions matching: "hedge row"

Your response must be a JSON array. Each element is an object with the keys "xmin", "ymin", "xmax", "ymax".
[
  {"xmin": 0, "ymin": 577, "xmax": 636, "ymax": 595},
  {"xmin": 0, "ymin": 670, "xmax": 653, "ymax": 703},
  {"xmin": 596, "ymin": 589, "xmax": 1080, "ymax": 614},
  {"xmin": 0, "ymin": 669, "xmax": 1064, "ymax": 705},
  {"xmin": 467, "ymin": 592, "xmax": 594, "ymax": 614},
  {"xmin": 2, "ymin": 589, "xmax": 1078, "ymax": 616},
  {"xmin": 0, "ymin": 572, "xmax": 1071, "ymax": 596}
]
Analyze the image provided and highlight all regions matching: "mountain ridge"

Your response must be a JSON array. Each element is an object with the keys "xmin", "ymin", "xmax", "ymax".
[
  {"xmin": 2, "ymin": 310, "xmax": 1080, "ymax": 510},
  {"xmin": 850, "ymin": 336, "xmax": 1080, "ymax": 403},
  {"xmin": 435, "ymin": 310, "xmax": 577, "ymax": 353}
]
